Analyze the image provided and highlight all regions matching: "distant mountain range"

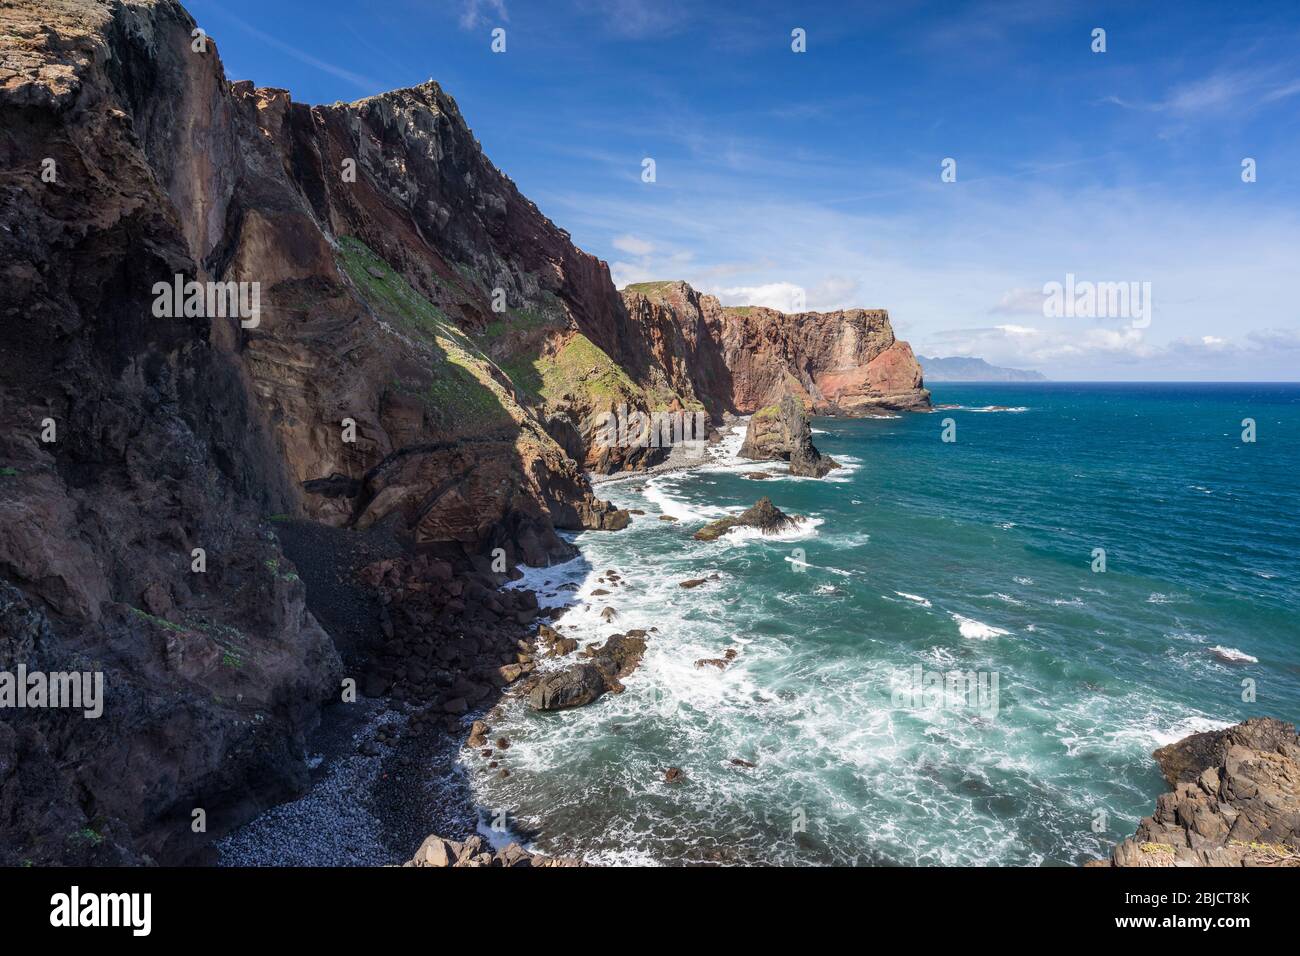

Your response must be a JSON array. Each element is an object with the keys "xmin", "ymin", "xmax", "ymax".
[{"xmin": 918, "ymin": 355, "xmax": 1047, "ymax": 382}]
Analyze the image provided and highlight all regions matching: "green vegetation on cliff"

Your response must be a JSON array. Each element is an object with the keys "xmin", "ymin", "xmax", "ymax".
[
  {"xmin": 504, "ymin": 332, "xmax": 639, "ymax": 406},
  {"xmin": 337, "ymin": 236, "xmax": 516, "ymax": 430},
  {"xmin": 623, "ymin": 280, "xmax": 680, "ymax": 297}
]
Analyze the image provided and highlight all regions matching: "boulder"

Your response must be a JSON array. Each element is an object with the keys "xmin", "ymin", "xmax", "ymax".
[{"xmin": 528, "ymin": 663, "xmax": 608, "ymax": 711}]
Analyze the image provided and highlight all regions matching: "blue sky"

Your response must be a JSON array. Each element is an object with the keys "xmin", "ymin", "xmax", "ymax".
[{"xmin": 189, "ymin": 0, "xmax": 1300, "ymax": 380}]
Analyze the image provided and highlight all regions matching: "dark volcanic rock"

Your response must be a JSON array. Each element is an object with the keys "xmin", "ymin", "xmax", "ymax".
[
  {"xmin": 1102, "ymin": 718, "xmax": 1300, "ymax": 867},
  {"xmin": 528, "ymin": 663, "xmax": 607, "ymax": 711},
  {"xmin": 738, "ymin": 394, "xmax": 840, "ymax": 477},
  {"xmin": 1153, "ymin": 717, "xmax": 1299, "ymax": 786},
  {"xmin": 528, "ymin": 632, "xmax": 648, "ymax": 711},
  {"xmin": 693, "ymin": 497, "xmax": 804, "ymax": 542}
]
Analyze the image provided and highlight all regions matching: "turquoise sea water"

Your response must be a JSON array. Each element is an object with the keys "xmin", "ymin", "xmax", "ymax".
[{"xmin": 471, "ymin": 383, "xmax": 1300, "ymax": 866}]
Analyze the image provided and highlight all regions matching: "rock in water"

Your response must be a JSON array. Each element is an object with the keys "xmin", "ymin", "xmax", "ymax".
[
  {"xmin": 738, "ymin": 394, "xmax": 839, "ymax": 477},
  {"xmin": 528, "ymin": 633, "xmax": 647, "ymax": 711},
  {"xmin": 1100, "ymin": 718, "xmax": 1300, "ymax": 867},
  {"xmin": 693, "ymin": 497, "xmax": 804, "ymax": 542},
  {"xmin": 528, "ymin": 663, "xmax": 608, "ymax": 711}
]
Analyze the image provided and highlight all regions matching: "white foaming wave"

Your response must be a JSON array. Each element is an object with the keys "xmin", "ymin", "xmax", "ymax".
[
  {"xmin": 745, "ymin": 454, "xmax": 860, "ymax": 484},
  {"xmin": 952, "ymin": 614, "xmax": 1010, "ymax": 639},
  {"xmin": 988, "ymin": 592, "xmax": 1027, "ymax": 607},
  {"xmin": 1146, "ymin": 715, "xmax": 1235, "ymax": 748},
  {"xmin": 696, "ymin": 422, "xmax": 748, "ymax": 473},
  {"xmin": 895, "ymin": 591, "xmax": 932, "ymax": 608},
  {"xmin": 824, "ymin": 454, "xmax": 861, "ymax": 484},
  {"xmin": 819, "ymin": 527, "xmax": 872, "ymax": 550},
  {"xmin": 965, "ymin": 405, "xmax": 1030, "ymax": 413},
  {"xmin": 1146, "ymin": 592, "xmax": 1181, "ymax": 604},
  {"xmin": 1209, "ymin": 645, "xmax": 1258, "ymax": 664},
  {"xmin": 1014, "ymin": 576, "xmax": 1033, "ymax": 586},
  {"xmin": 922, "ymin": 645, "xmax": 958, "ymax": 667},
  {"xmin": 642, "ymin": 476, "xmax": 729, "ymax": 522},
  {"xmin": 505, "ymin": 554, "xmax": 591, "ymax": 609}
]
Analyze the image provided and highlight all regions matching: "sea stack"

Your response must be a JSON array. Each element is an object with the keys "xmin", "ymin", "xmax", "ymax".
[{"xmin": 739, "ymin": 394, "xmax": 840, "ymax": 477}]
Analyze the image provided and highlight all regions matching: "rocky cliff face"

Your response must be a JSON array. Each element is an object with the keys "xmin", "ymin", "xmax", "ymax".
[
  {"xmin": 738, "ymin": 394, "xmax": 839, "ymax": 477},
  {"xmin": 0, "ymin": 0, "xmax": 932, "ymax": 864},
  {"xmin": 1100, "ymin": 718, "xmax": 1300, "ymax": 867},
  {"xmin": 621, "ymin": 281, "xmax": 931, "ymax": 418},
  {"xmin": 0, "ymin": 0, "xmax": 631, "ymax": 863}
]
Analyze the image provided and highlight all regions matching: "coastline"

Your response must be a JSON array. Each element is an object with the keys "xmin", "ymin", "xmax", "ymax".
[
  {"xmin": 216, "ymin": 420, "xmax": 755, "ymax": 865},
  {"xmin": 218, "ymin": 397, "xmax": 1298, "ymax": 867}
]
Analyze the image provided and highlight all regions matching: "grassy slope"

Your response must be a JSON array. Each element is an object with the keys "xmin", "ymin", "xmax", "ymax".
[{"xmin": 336, "ymin": 237, "xmax": 518, "ymax": 432}]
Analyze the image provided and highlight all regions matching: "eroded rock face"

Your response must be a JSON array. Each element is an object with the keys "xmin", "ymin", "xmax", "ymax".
[
  {"xmin": 739, "ymin": 394, "xmax": 839, "ymax": 477},
  {"xmin": 0, "ymin": 0, "xmax": 919, "ymax": 864},
  {"xmin": 1103, "ymin": 718, "xmax": 1300, "ymax": 867},
  {"xmin": 620, "ymin": 281, "xmax": 931, "ymax": 418}
]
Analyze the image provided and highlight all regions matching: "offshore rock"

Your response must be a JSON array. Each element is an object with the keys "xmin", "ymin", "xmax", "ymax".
[
  {"xmin": 693, "ymin": 497, "xmax": 804, "ymax": 542},
  {"xmin": 738, "ymin": 393, "xmax": 839, "ymax": 477}
]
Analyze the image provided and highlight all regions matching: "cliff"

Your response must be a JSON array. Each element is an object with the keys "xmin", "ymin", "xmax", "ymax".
[
  {"xmin": 0, "ymin": 0, "xmax": 630, "ymax": 863},
  {"xmin": 621, "ymin": 280, "xmax": 931, "ymax": 418}
]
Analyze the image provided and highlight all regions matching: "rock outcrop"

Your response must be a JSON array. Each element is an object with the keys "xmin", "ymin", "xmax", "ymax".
[
  {"xmin": 739, "ymin": 394, "xmax": 839, "ymax": 477},
  {"xmin": 526, "ymin": 631, "xmax": 648, "ymax": 711},
  {"xmin": 1102, "ymin": 718, "xmax": 1300, "ymax": 867},
  {"xmin": 693, "ymin": 497, "xmax": 804, "ymax": 542},
  {"xmin": 621, "ymin": 281, "xmax": 931, "ymax": 419},
  {"xmin": 407, "ymin": 832, "xmax": 582, "ymax": 867}
]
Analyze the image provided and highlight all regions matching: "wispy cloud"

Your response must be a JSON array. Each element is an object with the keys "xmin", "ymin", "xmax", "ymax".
[
  {"xmin": 572, "ymin": 0, "xmax": 689, "ymax": 39},
  {"xmin": 459, "ymin": 0, "xmax": 508, "ymax": 30},
  {"xmin": 1102, "ymin": 66, "xmax": 1300, "ymax": 117},
  {"xmin": 210, "ymin": 10, "xmax": 384, "ymax": 92}
]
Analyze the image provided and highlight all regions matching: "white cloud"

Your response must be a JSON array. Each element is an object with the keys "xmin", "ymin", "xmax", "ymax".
[
  {"xmin": 543, "ymin": 135, "xmax": 1300, "ymax": 379},
  {"xmin": 612, "ymin": 234, "xmax": 654, "ymax": 256},
  {"xmin": 713, "ymin": 282, "xmax": 807, "ymax": 312},
  {"xmin": 460, "ymin": 0, "xmax": 508, "ymax": 30},
  {"xmin": 990, "ymin": 288, "xmax": 1045, "ymax": 316}
]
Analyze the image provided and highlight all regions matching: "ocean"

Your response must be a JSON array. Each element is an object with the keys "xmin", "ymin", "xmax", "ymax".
[{"xmin": 472, "ymin": 383, "xmax": 1300, "ymax": 866}]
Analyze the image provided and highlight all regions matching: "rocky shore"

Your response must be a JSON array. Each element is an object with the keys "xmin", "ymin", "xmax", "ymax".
[{"xmin": 1096, "ymin": 718, "xmax": 1300, "ymax": 867}]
